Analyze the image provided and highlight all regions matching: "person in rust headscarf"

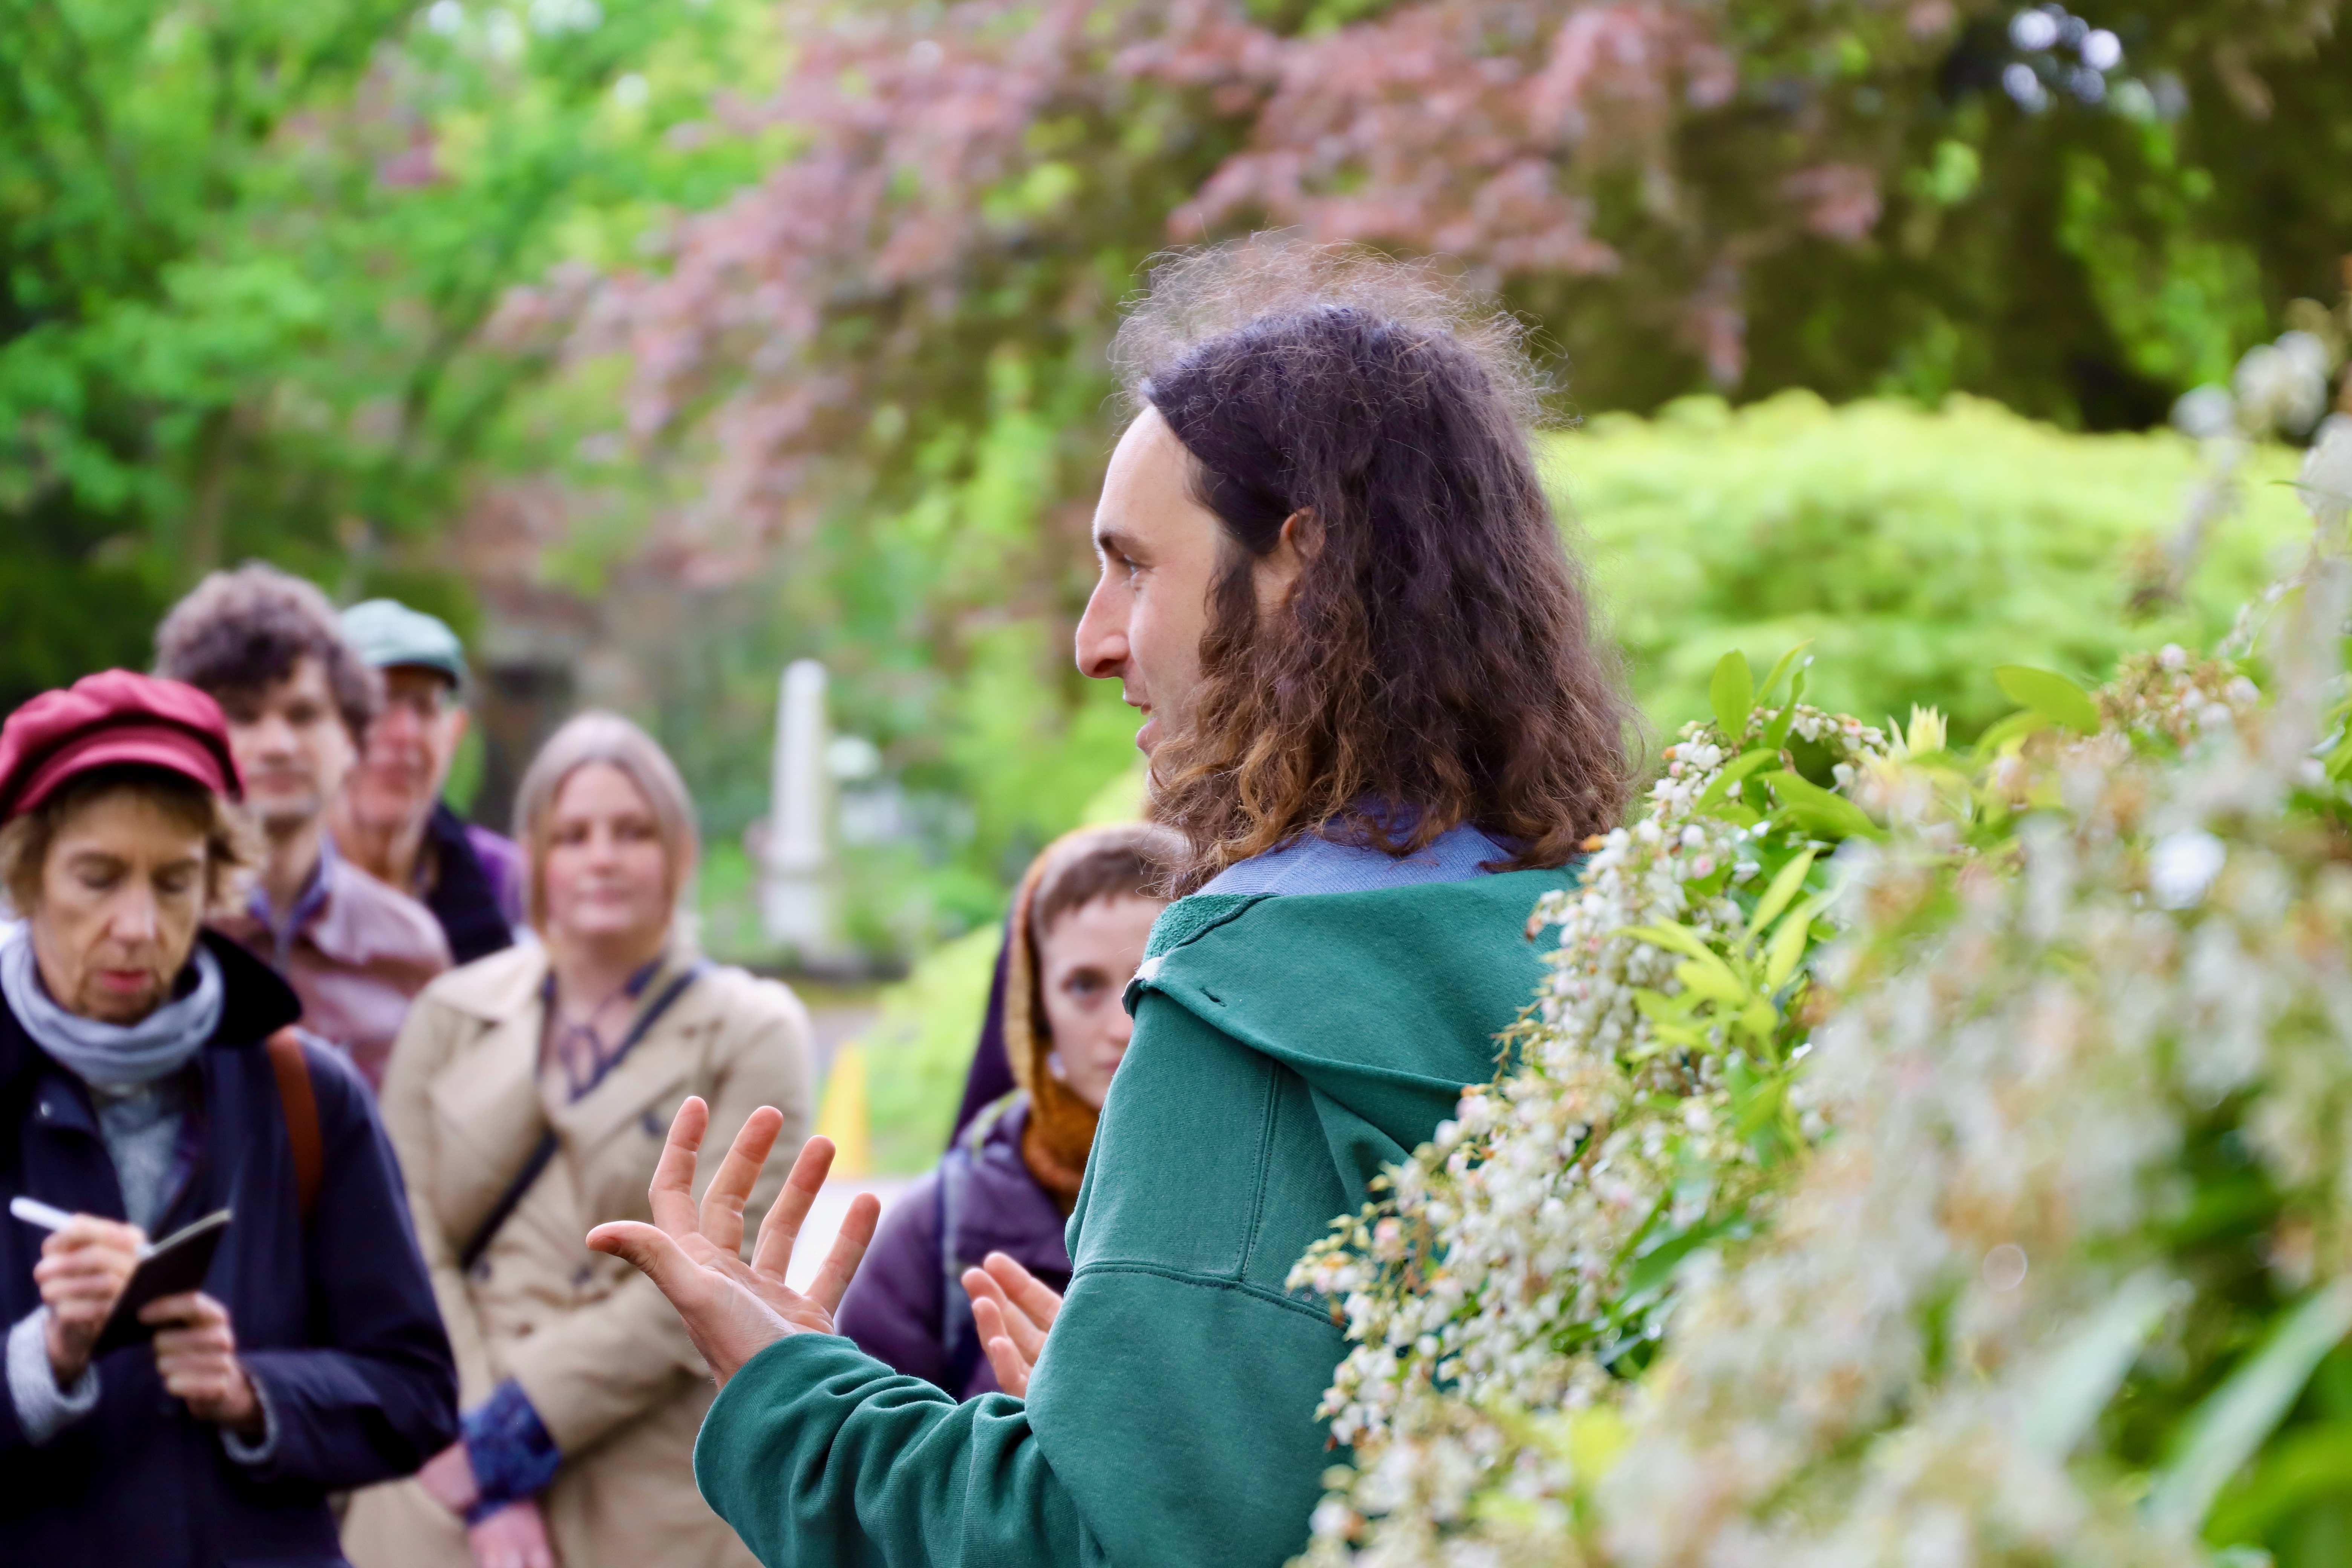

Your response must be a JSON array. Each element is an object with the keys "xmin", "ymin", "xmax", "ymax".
[{"xmin": 834, "ymin": 822, "xmax": 1177, "ymax": 1398}]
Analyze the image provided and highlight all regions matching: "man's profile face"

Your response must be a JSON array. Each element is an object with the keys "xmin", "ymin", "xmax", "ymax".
[
  {"xmin": 217, "ymin": 655, "xmax": 357, "ymax": 835},
  {"xmin": 343, "ymin": 665, "xmax": 466, "ymax": 833},
  {"xmin": 1074, "ymin": 407, "xmax": 1228, "ymax": 759}
]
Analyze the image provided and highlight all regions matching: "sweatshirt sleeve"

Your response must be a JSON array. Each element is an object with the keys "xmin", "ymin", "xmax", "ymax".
[
  {"xmin": 697, "ymin": 1335, "xmax": 1096, "ymax": 1567},
  {"xmin": 689, "ymin": 994, "xmax": 1347, "ymax": 1568}
]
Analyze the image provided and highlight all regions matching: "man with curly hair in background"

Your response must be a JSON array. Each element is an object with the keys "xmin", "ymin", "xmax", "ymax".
[{"xmin": 156, "ymin": 565, "xmax": 450, "ymax": 1090}]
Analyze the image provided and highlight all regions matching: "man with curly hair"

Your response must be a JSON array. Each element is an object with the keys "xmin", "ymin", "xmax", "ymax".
[
  {"xmin": 155, "ymin": 565, "xmax": 450, "ymax": 1090},
  {"xmin": 591, "ymin": 241, "xmax": 1635, "ymax": 1568}
]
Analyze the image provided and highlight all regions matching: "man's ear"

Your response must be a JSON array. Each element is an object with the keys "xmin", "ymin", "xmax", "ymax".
[{"xmin": 1255, "ymin": 508, "xmax": 1317, "ymax": 612}]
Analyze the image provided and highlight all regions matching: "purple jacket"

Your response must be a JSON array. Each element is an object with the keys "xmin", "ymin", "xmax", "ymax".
[{"xmin": 835, "ymin": 1094, "xmax": 1072, "ymax": 1399}]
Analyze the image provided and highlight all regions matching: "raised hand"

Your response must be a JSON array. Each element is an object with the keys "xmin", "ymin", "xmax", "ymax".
[
  {"xmin": 586, "ymin": 1096, "xmax": 881, "ymax": 1389},
  {"xmin": 960, "ymin": 1251, "xmax": 1063, "ymax": 1397},
  {"xmin": 33, "ymin": 1214, "xmax": 144, "ymax": 1385},
  {"xmin": 143, "ymin": 1290, "xmax": 262, "ymax": 1434}
]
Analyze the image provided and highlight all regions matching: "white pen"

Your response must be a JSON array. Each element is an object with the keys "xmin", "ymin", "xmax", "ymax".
[{"xmin": 9, "ymin": 1195, "xmax": 77, "ymax": 1233}]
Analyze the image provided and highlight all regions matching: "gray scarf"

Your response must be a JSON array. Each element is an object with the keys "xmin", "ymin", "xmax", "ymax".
[{"xmin": 0, "ymin": 921, "xmax": 222, "ymax": 1092}]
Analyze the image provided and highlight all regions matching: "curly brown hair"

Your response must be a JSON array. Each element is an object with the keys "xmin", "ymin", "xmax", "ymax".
[
  {"xmin": 1114, "ymin": 240, "xmax": 1636, "ymax": 893},
  {"xmin": 153, "ymin": 564, "xmax": 379, "ymax": 738}
]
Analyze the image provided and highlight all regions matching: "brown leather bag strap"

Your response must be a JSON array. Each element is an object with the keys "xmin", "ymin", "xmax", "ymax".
[{"xmin": 265, "ymin": 1027, "xmax": 325, "ymax": 1220}]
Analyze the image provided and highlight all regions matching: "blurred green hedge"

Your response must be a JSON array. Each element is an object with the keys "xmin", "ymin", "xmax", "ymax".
[{"xmin": 1559, "ymin": 392, "xmax": 2311, "ymax": 740}]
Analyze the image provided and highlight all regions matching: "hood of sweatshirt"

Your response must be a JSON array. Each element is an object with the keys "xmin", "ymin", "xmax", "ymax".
[{"xmin": 1124, "ymin": 865, "xmax": 1574, "ymax": 1204}]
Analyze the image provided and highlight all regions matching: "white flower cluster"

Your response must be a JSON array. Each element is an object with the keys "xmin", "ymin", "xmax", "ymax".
[
  {"xmin": 1594, "ymin": 637, "xmax": 2319, "ymax": 1566},
  {"xmin": 1292, "ymin": 704, "xmax": 1888, "ymax": 1565}
]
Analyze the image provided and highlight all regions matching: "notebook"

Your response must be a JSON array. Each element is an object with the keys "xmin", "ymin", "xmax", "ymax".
[{"xmin": 92, "ymin": 1208, "xmax": 232, "ymax": 1357}]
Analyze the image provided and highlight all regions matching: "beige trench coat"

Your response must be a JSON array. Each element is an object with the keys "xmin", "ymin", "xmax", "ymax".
[{"xmin": 341, "ymin": 939, "xmax": 815, "ymax": 1568}]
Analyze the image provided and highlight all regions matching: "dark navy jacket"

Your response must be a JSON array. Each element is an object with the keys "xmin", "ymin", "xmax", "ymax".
[{"xmin": 0, "ymin": 931, "xmax": 458, "ymax": 1566}]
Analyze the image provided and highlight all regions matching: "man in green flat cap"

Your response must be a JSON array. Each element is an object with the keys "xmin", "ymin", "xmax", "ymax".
[{"xmin": 328, "ymin": 599, "xmax": 524, "ymax": 968}]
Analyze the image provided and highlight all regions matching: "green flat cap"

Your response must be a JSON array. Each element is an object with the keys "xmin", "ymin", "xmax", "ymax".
[{"xmin": 341, "ymin": 599, "xmax": 468, "ymax": 686}]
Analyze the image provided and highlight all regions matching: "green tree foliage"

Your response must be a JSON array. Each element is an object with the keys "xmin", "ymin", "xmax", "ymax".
[{"xmin": 0, "ymin": 0, "xmax": 784, "ymax": 709}]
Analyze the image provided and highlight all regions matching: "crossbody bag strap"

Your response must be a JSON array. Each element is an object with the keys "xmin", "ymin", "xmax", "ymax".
[
  {"xmin": 456, "ymin": 959, "xmax": 710, "ymax": 1275},
  {"xmin": 264, "ymin": 1027, "xmax": 325, "ymax": 1220}
]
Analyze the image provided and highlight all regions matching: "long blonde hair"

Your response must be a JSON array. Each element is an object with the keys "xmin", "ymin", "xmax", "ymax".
[{"xmin": 512, "ymin": 712, "xmax": 700, "ymax": 936}]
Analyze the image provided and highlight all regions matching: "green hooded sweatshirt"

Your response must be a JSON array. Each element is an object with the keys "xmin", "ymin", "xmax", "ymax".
[{"xmin": 694, "ymin": 866, "xmax": 1571, "ymax": 1567}]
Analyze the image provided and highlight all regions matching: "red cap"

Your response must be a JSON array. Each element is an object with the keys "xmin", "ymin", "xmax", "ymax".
[{"xmin": 0, "ymin": 670, "xmax": 243, "ymax": 822}]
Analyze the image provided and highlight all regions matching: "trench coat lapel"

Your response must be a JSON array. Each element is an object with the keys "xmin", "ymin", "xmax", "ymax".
[
  {"xmin": 544, "ymin": 951, "xmax": 712, "ymax": 1155},
  {"xmin": 424, "ymin": 949, "xmax": 551, "ymax": 1245}
]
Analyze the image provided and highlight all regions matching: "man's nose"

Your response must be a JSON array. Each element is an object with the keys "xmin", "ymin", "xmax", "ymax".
[
  {"xmin": 249, "ymin": 712, "xmax": 297, "ymax": 754},
  {"xmin": 1075, "ymin": 580, "xmax": 1129, "ymax": 682},
  {"xmin": 374, "ymin": 704, "xmax": 423, "ymax": 746},
  {"xmin": 1106, "ymin": 1008, "xmax": 1135, "ymax": 1047}
]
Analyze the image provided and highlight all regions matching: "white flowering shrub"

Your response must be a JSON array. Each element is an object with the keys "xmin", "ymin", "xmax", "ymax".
[
  {"xmin": 1296, "ymin": 419, "xmax": 2352, "ymax": 1566},
  {"xmin": 1293, "ymin": 656, "xmax": 1896, "ymax": 1562}
]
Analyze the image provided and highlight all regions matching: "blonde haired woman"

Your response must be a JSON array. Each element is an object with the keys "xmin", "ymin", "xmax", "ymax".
[{"xmin": 343, "ymin": 713, "xmax": 815, "ymax": 1568}]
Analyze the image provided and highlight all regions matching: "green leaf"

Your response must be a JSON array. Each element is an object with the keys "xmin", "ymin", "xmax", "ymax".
[
  {"xmin": 1632, "ymin": 987, "xmax": 1699, "ymax": 1023},
  {"xmin": 1754, "ymin": 641, "xmax": 1814, "ymax": 707},
  {"xmin": 1619, "ymin": 922, "xmax": 1719, "ymax": 964},
  {"xmin": 1992, "ymin": 665, "xmax": 2102, "ymax": 734},
  {"xmin": 1695, "ymin": 749, "xmax": 1779, "ymax": 812},
  {"xmin": 1623, "ymin": 1213, "xmax": 1743, "ymax": 1299},
  {"xmin": 1710, "ymin": 650, "xmax": 1754, "ymax": 745},
  {"xmin": 1745, "ymin": 848, "xmax": 1819, "ymax": 941},
  {"xmin": 1763, "ymin": 893, "xmax": 1830, "ymax": 990},
  {"xmin": 2326, "ymin": 730, "xmax": 2352, "ymax": 782},
  {"xmin": 1760, "ymin": 772, "xmax": 1885, "ymax": 842},
  {"xmin": 2206, "ymin": 1418, "xmax": 2352, "ymax": 1544},
  {"xmin": 2023, "ymin": 1271, "xmax": 2184, "ymax": 1459},
  {"xmin": 1762, "ymin": 664, "xmax": 1808, "ymax": 752},
  {"xmin": 1675, "ymin": 958, "xmax": 1749, "ymax": 1006},
  {"xmin": 2145, "ymin": 1279, "xmax": 2352, "ymax": 1534},
  {"xmin": 1971, "ymin": 708, "xmax": 2048, "ymax": 758}
]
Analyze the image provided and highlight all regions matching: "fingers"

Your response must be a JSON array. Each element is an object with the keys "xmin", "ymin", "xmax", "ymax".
[
  {"xmin": 34, "ymin": 1219, "xmax": 144, "ymax": 1299},
  {"xmin": 982, "ymin": 1252, "xmax": 1064, "ymax": 1329},
  {"xmin": 415, "ymin": 1440, "xmax": 481, "ymax": 1515},
  {"xmin": 699, "ymin": 1104, "xmax": 786, "ymax": 1256},
  {"xmin": 139, "ymin": 1290, "xmax": 227, "ymax": 1328},
  {"xmin": 962, "ymin": 1252, "xmax": 1060, "ymax": 1358},
  {"xmin": 157, "ymin": 1352, "xmax": 241, "ymax": 1402},
  {"xmin": 40, "ymin": 1215, "xmax": 146, "ymax": 1260},
  {"xmin": 802, "ymin": 1191, "xmax": 881, "ymax": 1317},
  {"xmin": 34, "ymin": 1250, "xmax": 137, "ymax": 1308},
  {"xmin": 151, "ymin": 1321, "xmax": 237, "ymax": 1360},
  {"xmin": 588, "ymin": 1219, "xmax": 717, "ymax": 1308},
  {"xmin": 647, "ymin": 1096, "xmax": 713, "ymax": 1237},
  {"xmin": 962, "ymin": 1267, "xmax": 1050, "ymax": 1364},
  {"xmin": 971, "ymin": 1298, "xmax": 1032, "ymax": 1397},
  {"xmin": 35, "ymin": 1228, "xmax": 143, "ymax": 1330},
  {"xmin": 466, "ymin": 1501, "xmax": 555, "ymax": 1568},
  {"xmin": 747, "ymin": 1135, "xmax": 838, "ymax": 1280}
]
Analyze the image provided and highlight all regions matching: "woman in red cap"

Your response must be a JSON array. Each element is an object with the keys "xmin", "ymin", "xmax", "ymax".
[{"xmin": 0, "ymin": 670, "xmax": 458, "ymax": 1566}]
